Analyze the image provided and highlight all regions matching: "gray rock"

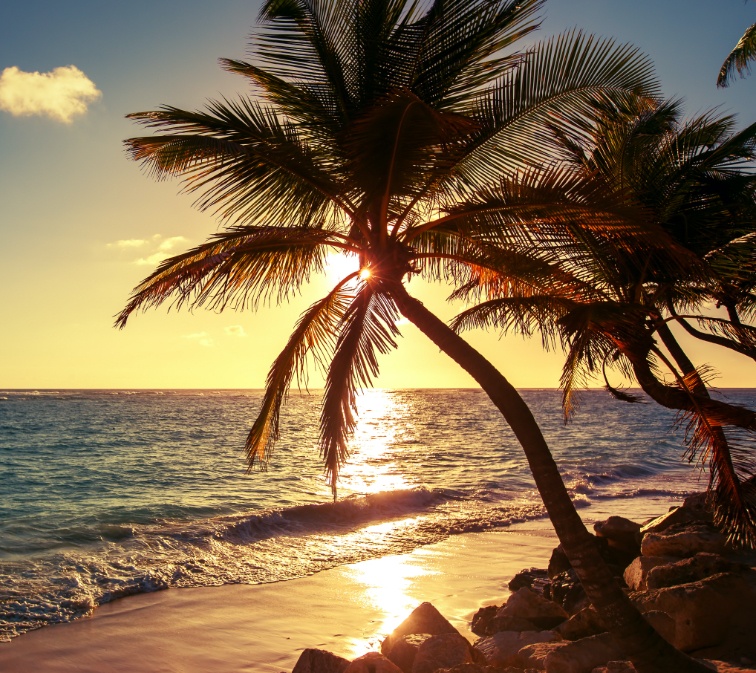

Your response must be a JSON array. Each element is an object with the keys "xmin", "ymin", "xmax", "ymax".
[
  {"xmin": 412, "ymin": 633, "xmax": 474, "ymax": 673},
  {"xmin": 542, "ymin": 633, "xmax": 622, "ymax": 673},
  {"xmin": 646, "ymin": 553, "xmax": 746, "ymax": 590},
  {"xmin": 623, "ymin": 556, "xmax": 677, "ymax": 592},
  {"xmin": 631, "ymin": 571, "xmax": 756, "ymax": 652},
  {"xmin": 386, "ymin": 634, "xmax": 432, "ymax": 673},
  {"xmin": 594, "ymin": 517, "xmax": 642, "ymax": 556},
  {"xmin": 475, "ymin": 630, "xmax": 562, "ymax": 667},
  {"xmin": 344, "ymin": 652, "xmax": 403, "ymax": 673},
  {"xmin": 640, "ymin": 524, "xmax": 728, "ymax": 558},
  {"xmin": 292, "ymin": 648, "xmax": 350, "ymax": 673},
  {"xmin": 498, "ymin": 587, "xmax": 568, "ymax": 629},
  {"xmin": 555, "ymin": 607, "xmax": 606, "ymax": 641},
  {"xmin": 381, "ymin": 603, "xmax": 459, "ymax": 655}
]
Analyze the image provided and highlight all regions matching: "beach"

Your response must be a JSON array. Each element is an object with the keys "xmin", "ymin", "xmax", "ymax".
[{"xmin": 0, "ymin": 495, "xmax": 676, "ymax": 673}]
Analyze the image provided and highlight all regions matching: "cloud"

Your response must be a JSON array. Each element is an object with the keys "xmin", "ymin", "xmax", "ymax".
[
  {"xmin": 183, "ymin": 332, "xmax": 214, "ymax": 348},
  {"xmin": 158, "ymin": 236, "xmax": 187, "ymax": 251},
  {"xmin": 107, "ymin": 239, "xmax": 148, "ymax": 249},
  {"xmin": 224, "ymin": 325, "xmax": 247, "ymax": 337},
  {"xmin": 0, "ymin": 65, "xmax": 101, "ymax": 123},
  {"xmin": 107, "ymin": 234, "xmax": 189, "ymax": 266}
]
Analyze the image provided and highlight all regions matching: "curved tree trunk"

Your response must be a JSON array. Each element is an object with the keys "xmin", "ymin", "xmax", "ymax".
[{"xmin": 390, "ymin": 284, "xmax": 710, "ymax": 673}]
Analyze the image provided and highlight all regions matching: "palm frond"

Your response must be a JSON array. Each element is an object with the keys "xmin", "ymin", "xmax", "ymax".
[
  {"xmin": 455, "ymin": 30, "xmax": 660, "ymax": 183},
  {"xmin": 246, "ymin": 284, "xmax": 353, "ymax": 470},
  {"xmin": 319, "ymin": 287, "xmax": 401, "ymax": 496},
  {"xmin": 115, "ymin": 226, "xmax": 342, "ymax": 327},
  {"xmin": 718, "ymin": 22, "xmax": 756, "ymax": 87},
  {"xmin": 126, "ymin": 100, "xmax": 354, "ymax": 226}
]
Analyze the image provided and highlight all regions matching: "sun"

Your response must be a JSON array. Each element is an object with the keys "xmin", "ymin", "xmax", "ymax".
[{"xmin": 325, "ymin": 252, "xmax": 360, "ymax": 283}]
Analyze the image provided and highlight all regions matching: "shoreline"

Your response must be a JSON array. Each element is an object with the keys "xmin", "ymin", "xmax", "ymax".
[{"xmin": 0, "ymin": 493, "xmax": 681, "ymax": 673}]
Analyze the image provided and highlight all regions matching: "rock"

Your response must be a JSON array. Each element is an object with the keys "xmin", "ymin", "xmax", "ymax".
[
  {"xmin": 640, "ymin": 610, "xmax": 676, "ymax": 646},
  {"xmin": 510, "ymin": 568, "xmax": 551, "ymax": 594},
  {"xmin": 474, "ymin": 630, "xmax": 562, "ymax": 667},
  {"xmin": 386, "ymin": 634, "xmax": 432, "ymax": 673},
  {"xmin": 516, "ymin": 641, "xmax": 568, "ymax": 669},
  {"xmin": 640, "ymin": 524, "xmax": 728, "ymax": 558},
  {"xmin": 631, "ymin": 572, "xmax": 756, "ymax": 652},
  {"xmin": 646, "ymin": 553, "xmax": 747, "ymax": 590},
  {"xmin": 498, "ymin": 587, "xmax": 569, "ymax": 629},
  {"xmin": 623, "ymin": 556, "xmax": 676, "ymax": 592},
  {"xmin": 549, "ymin": 546, "xmax": 572, "ymax": 578},
  {"xmin": 471, "ymin": 606, "xmax": 498, "ymax": 636},
  {"xmin": 292, "ymin": 648, "xmax": 350, "ymax": 673},
  {"xmin": 590, "ymin": 662, "xmax": 636, "ymax": 673},
  {"xmin": 412, "ymin": 633, "xmax": 475, "ymax": 673},
  {"xmin": 547, "ymin": 570, "xmax": 589, "ymax": 616},
  {"xmin": 542, "ymin": 633, "xmax": 622, "ymax": 673},
  {"xmin": 639, "ymin": 506, "xmax": 704, "ymax": 537},
  {"xmin": 682, "ymin": 492, "xmax": 714, "ymax": 517},
  {"xmin": 594, "ymin": 517, "xmax": 642, "ymax": 556},
  {"xmin": 489, "ymin": 615, "xmax": 541, "ymax": 633},
  {"xmin": 344, "ymin": 652, "xmax": 403, "ymax": 673},
  {"xmin": 381, "ymin": 603, "xmax": 459, "ymax": 655},
  {"xmin": 555, "ymin": 607, "xmax": 606, "ymax": 641}
]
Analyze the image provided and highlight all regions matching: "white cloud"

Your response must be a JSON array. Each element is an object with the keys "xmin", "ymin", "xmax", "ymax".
[
  {"xmin": 135, "ymin": 252, "xmax": 170, "ymax": 266},
  {"xmin": 158, "ymin": 236, "xmax": 187, "ymax": 251},
  {"xmin": 0, "ymin": 65, "xmax": 101, "ymax": 123},
  {"xmin": 107, "ymin": 239, "xmax": 148, "ymax": 249},
  {"xmin": 224, "ymin": 325, "xmax": 247, "ymax": 337},
  {"xmin": 183, "ymin": 332, "xmax": 214, "ymax": 348}
]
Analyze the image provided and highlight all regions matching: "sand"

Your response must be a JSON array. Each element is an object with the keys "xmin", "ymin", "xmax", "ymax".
[{"xmin": 0, "ymin": 496, "xmax": 678, "ymax": 673}]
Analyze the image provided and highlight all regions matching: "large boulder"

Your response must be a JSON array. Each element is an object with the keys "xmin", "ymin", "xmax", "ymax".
[
  {"xmin": 344, "ymin": 652, "xmax": 403, "ymax": 673},
  {"xmin": 509, "ymin": 567, "xmax": 551, "ymax": 594},
  {"xmin": 640, "ymin": 505, "xmax": 706, "ymax": 537},
  {"xmin": 381, "ymin": 603, "xmax": 459, "ymax": 655},
  {"xmin": 631, "ymin": 571, "xmax": 756, "ymax": 652},
  {"xmin": 412, "ymin": 633, "xmax": 475, "ymax": 673},
  {"xmin": 474, "ymin": 630, "xmax": 562, "ymax": 667},
  {"xmin": 385, "ymin": 634, "xmax": 432, "ymax": 673},
  {"xmin": 292, "ymin": 648, "xmax": 350, "ymax": 673},
  {"xmin": 555, "ymin": 606, "xmax": 606, "ymax": 641},
  {"xmin": 623, "ymin": 556, "xmax": 676, "ymax": 592},
  {"xmin": 640, "ymin": 524, "xmax": 728, "ymax": 558},
  {"xmin": 590, "ymin": 662, "xmax": 636, "ymax": 673},
  {"xmin": 594, "ymin": 517, "xmax": 642, "ymax": 557},
  {"xmin": 645, "ymin": 553, "xmax": 747, "ymax": 590},
  {"xmin": 516, "ymin": 641, "xmax": 567, "ymax": 669},
  {"xmin": 471, "ymin": 604, "xmax": 540, "ymax": 636},
  {"xmin": 541, "ymin": 633, "xmax": 622, "ymax": 673},
  {"xmin": 470, "ymin": 606, "xmax": 498, "ymax": 636},
  {"xmin": 497, "ymin": 587, "xmax": 569, "ymax": 629},
  {"xmin": 546, "ymin": 570, "xmax": 589, "ymax": 616}
]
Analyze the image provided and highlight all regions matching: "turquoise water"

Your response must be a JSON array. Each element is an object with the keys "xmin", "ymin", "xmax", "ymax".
[{"xmin": 1, "ymin": 388, "xmax": 752, "ymax": 640}]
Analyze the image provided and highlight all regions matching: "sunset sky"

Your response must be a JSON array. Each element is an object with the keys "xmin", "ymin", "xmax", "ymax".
[{"xmin": 2, "ymin": 0, "xmax": 755, "ymax": 389}]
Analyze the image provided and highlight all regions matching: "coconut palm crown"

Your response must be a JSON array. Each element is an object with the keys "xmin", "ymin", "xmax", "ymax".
[{"xmin": 451, "ymin": 98, "xmax": 756, "ymax": 546}]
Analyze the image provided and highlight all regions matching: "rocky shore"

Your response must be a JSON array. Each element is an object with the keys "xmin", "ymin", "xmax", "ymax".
[{"xmin": 288, "ymin": 494, "xmax": 756, "ymax": 673}]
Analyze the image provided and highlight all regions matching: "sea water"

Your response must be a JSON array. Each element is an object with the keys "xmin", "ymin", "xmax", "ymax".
[{"xmin": 1, "ymin": 387, "xmax": 753, "ymax": 641}]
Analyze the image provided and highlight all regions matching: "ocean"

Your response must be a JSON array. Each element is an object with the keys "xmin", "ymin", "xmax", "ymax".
[{"xmin": 1, "ymin": 387, "xmax": 752, "ymax": 642}]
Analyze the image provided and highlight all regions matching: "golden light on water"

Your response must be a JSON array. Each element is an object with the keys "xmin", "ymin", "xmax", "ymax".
[
  {"xmin": 342, "ymin": 549, "xmax": 435, "ymax": 658},
  {"xmin": 339, "ymin": 389, "xmax": 412, "ymax": 494}
]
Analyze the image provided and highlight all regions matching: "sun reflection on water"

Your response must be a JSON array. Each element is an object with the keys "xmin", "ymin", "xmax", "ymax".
[
  {"xmin": 339, "ymin": 389, "xmax": 416, "ymax": 495},
  {"xmin": 341, "ymin": 549, "xmax": 437, "ymax": 659}
]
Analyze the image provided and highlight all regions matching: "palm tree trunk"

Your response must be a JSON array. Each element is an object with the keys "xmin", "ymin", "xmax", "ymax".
[{"xmin": 390, "ymin": 283, "xmax": 710, "ymax": 673}]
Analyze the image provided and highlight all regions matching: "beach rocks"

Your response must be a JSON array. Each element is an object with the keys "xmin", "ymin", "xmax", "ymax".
[
  {"xmin": 292, "ymin": 648, "xmax": 350, "ymax": 673},
  {"xmin": 509, "ymin": 568, "xmax": 551, "ymax": 593},
  {"xmin": 631, "ymin": 571, "xmax": 756, "ymax": 652},
  {"xmin": 474, "ymin": 630, "xmax": 562, "ymax": 667},
  {"xmin": 623, "ymin": 555, "xmax": 676, "ymax": 591},
  {"xmin": 382, "ymin": 602, "xmax": 460, "ymax": 656},
  {"xmin": 593, "ymin": 517, "xmax": 642, "ymax": 557},
  {"xmin": 344, "ymin": 652, "xmax": 403, "ymax": 673},
  {"xmin": 640, "ymin": 523, "xmax": 729, "ymax": 558},
  {"xmin": 411, "ymin": 633, "xmax": 476, "ymax": 673},
  {"xmin": 554, "ymin": 606, "xmax": 606, "ymax": 641},
  {"xmin": 497, "ymin": 587, "xmax": 569, "ymax": 630}
]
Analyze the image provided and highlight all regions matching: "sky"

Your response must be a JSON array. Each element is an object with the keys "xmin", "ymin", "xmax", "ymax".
[{"xmin": 1, "ymin": 0, "xmax": 755, "ymax": 390}]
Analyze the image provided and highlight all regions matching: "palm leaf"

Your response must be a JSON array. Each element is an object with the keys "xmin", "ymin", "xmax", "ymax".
[
  {"xmin": 115, "ymin": 226, "xmax": 343, "ymax": 327},
  {"xmin": 718, "ymin": 22, "xmax": 756, "ymax": 87},
  {"xmin": 319, "ymin": 286, "xmax": 400, "ymax": 497},
  {"xmin": 246, "ymin": 284, "xmax": 353, "ymax": 470}
]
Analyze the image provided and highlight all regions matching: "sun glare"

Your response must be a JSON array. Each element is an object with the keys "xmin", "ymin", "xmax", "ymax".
[
  {"xmin": 325, "ymin": 252, "xmax": 360, "ymax": 283},
  {"xmin": 359, "ymin": 267, "xmax": 372, "ymax": 280}
]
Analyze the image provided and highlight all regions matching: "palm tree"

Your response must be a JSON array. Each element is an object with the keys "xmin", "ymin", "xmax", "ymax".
[
  {"xmin": 117, "ymin": 2, "xmax": 709, "ymax": 670},
  {"xmin": 718, "ymin": 18, "xmax": 756, "ymax": 87},
  {"xmin": 451, "ymin": 97, "xmax": 756, "ymax": 547}
]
